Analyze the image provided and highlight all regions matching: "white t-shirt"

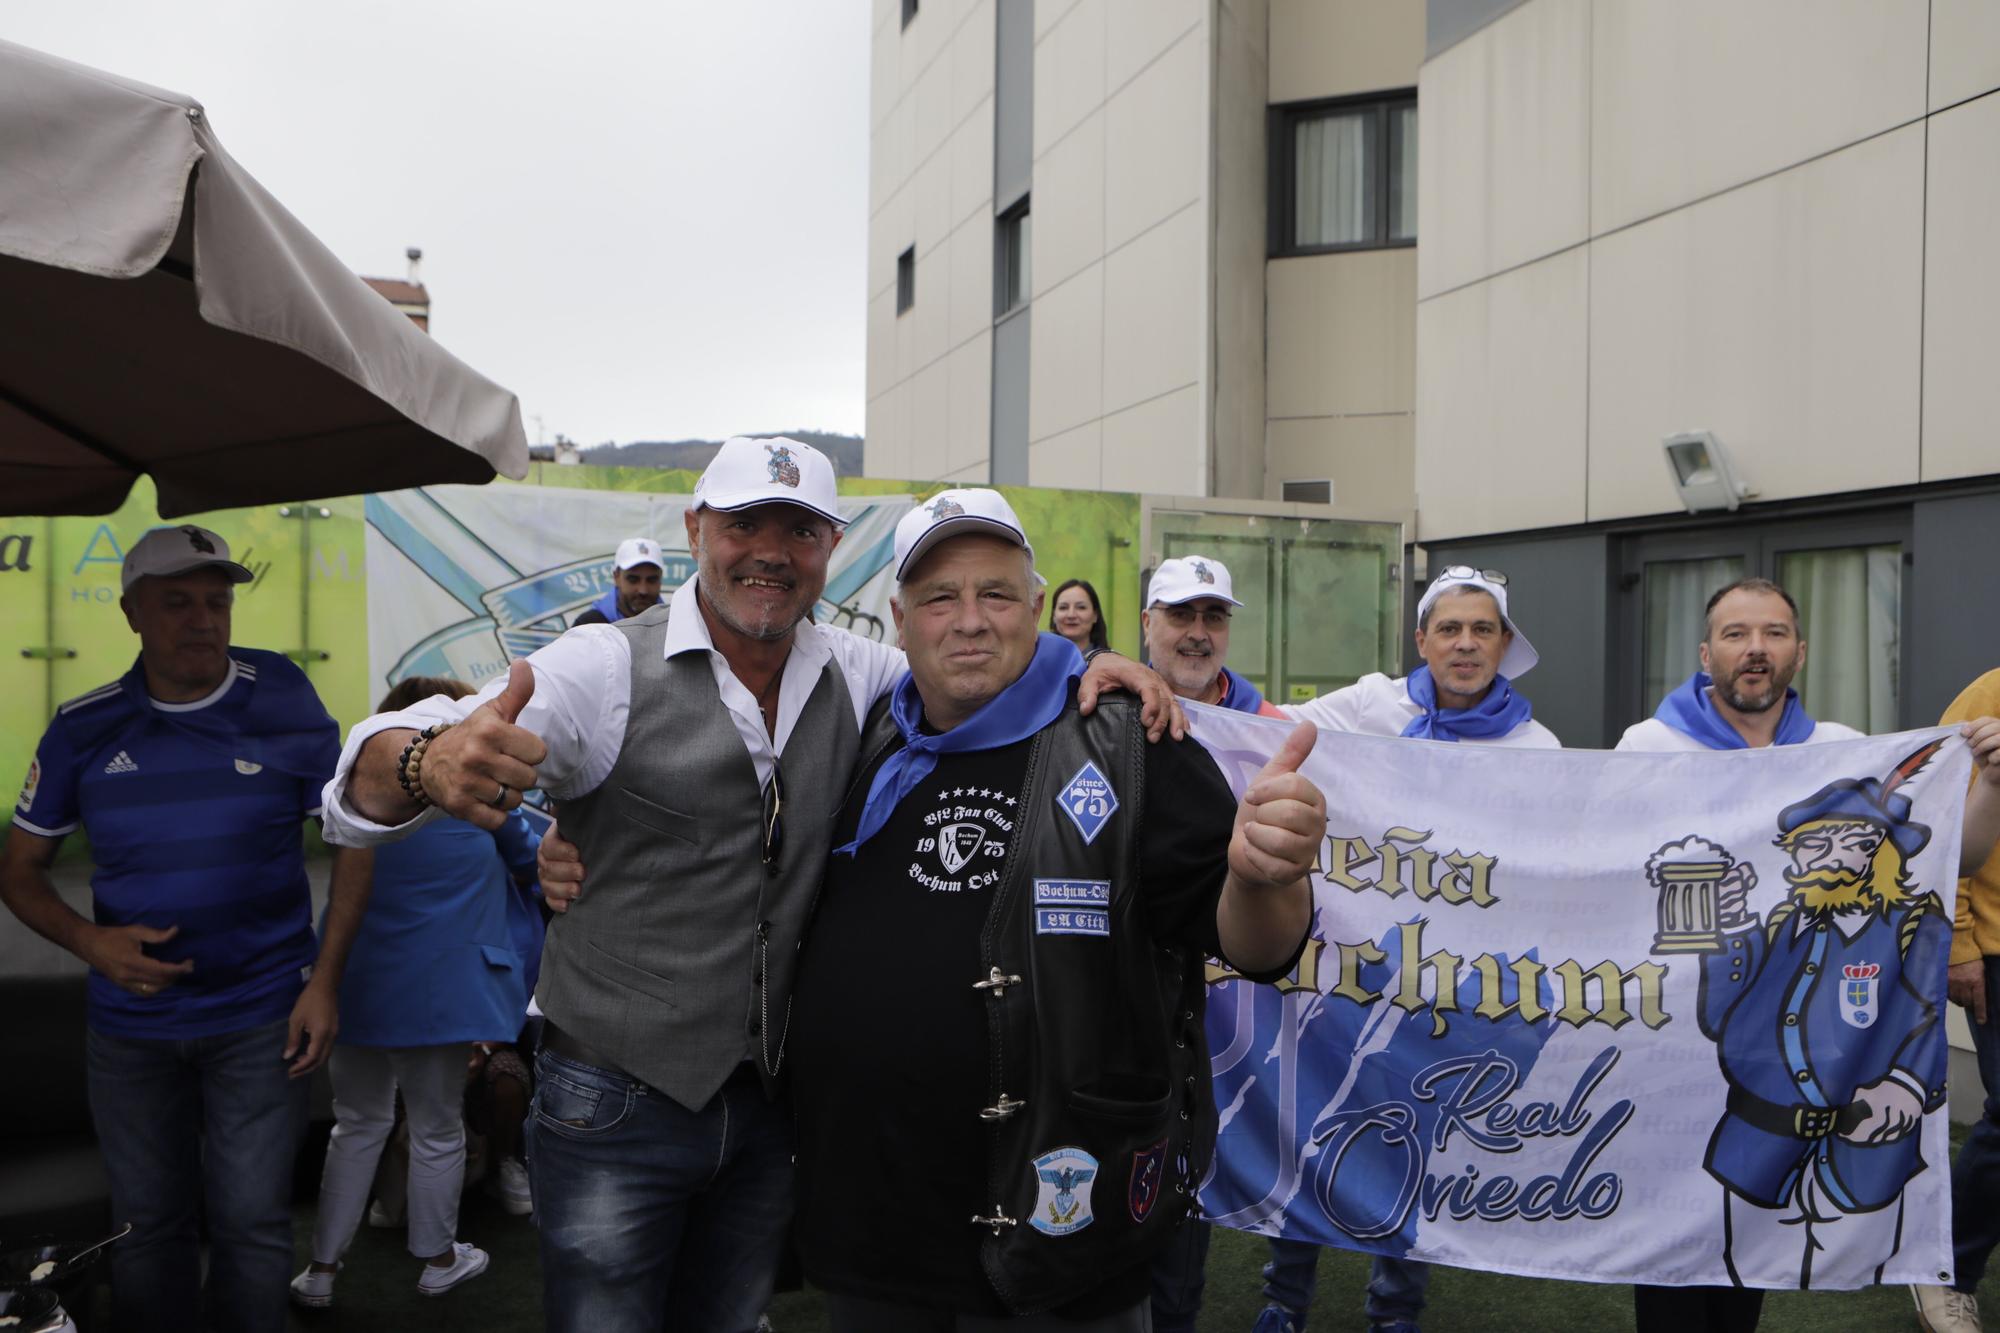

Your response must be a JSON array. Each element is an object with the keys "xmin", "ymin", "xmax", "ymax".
[
  {"xmin": 1616, "ymin": 715, "xmax": 1867, "ymax": 753},
  {"xmin": 321, "ymin": 576, "xmax": 907, "ymax": 845},
  {"xmin": 1279, "ymin": 671, "xmax": 1561, "ymax": 749}
]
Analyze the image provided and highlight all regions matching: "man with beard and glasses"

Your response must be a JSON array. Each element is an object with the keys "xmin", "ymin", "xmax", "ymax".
[
  {"xmin": 317, "ymin": 441, "xmax": 1179, "ymax": 1333},
  {"xmin": 1138, "ymin": 555, "xmax": 1285, "ymax": 720},
  {"xmin": 1619, "ymin": 576, "xmax": 2000, "ymax": 1332},
  {"xmin": 571, "ymin": 536, "xmax": 665, "ymax": 625},
  {"xmin": 1230, "ymin": 566, "xmax": 1556, "ymax": 1333}
]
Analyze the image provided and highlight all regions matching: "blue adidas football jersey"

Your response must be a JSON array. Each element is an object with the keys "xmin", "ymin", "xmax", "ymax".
[{"xmin": 13, "ymin": 649, "xmax": 340, "ymax": 1039}]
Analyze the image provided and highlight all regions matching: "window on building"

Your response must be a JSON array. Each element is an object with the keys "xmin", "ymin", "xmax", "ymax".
[
  {"xmin": 995, "ymin": 199, "xmax": 1030, "ymax": 318},
  {"xmin": 902, "ymin": 0, "xmax": 918, "ymax": 30},
  {"xmin": 1623, "ymin": 516, "xmax": 1909, "ymax": 734},
  {"xmin": 896, "ymin": 245, "xmax": 915, "ymax": 316},
  {"xmin": 1271, "ymin": 92, "xmax": 1417, "ymax": 255}
]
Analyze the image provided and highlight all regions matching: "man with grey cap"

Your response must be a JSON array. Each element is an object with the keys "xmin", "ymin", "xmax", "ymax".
[
  {"xmin": 1247, "ymin": 565, "xmax": 1557, "ymax": 1333},
  {"xmin": 572, "ymin": 535, "xmax": 666, "ymax": 626},
  {"xmin": 1, "ymin": 523, "xmax": 372, "ymax": 1333},
  {"xmin": 319, "ymin": 445, "xmax": 1177, "ymax": 1332},
  {"xmin": 784, "ymin": 489, "xmax": 1322, "ymax": 1329}
]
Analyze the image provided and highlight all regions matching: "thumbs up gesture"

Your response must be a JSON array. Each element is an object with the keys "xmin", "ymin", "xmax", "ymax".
[
  {"xmin": 384, "ymin": 660, "xmax": 550, "ymax": 831},
  {"xmin": 1227, "ymin": 722, "xmax": 1326, "ymax": 891}
]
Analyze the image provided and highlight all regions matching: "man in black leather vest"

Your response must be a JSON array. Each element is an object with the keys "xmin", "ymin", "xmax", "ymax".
[{"xmin": 787, "ymin": 488, "xmax": 1326, "ymax": 1331}]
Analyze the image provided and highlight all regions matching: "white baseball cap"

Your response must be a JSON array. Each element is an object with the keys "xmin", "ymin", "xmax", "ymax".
[
  {"xmin": 893, "ymin": 488, "xmax": 1041, "ymax": 584},
  {"xmin": 1147, "ymin": 555, "xmax": 1243, "ymax": 609},
  {"xmin": 1417, "ymin": 567, "xmax": 1539, "ymax": 679},
  {"xmin": 121, "ymin": 524, "xmax": 254, "ymax": 593},
  {"xmin": 614, "ymin": 537, "xmax": 664, "ymax": 572},
  {"xmin": 692, "ymin": 436, "xmax": 844, "ymax": 526}
]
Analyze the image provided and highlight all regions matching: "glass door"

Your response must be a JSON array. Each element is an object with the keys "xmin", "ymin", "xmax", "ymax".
[{"xmin": 1147, "ymin": 508, "xmax": 1402, "ymax": 704}]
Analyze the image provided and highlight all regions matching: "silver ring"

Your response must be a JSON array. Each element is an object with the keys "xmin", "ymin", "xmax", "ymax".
[{"xmin": 493, "ymin": 783, "xmax": 509, "ymax": 807}]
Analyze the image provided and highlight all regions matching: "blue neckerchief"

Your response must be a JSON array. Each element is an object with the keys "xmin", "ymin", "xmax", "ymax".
[
  {"xmin": 1217, "ymin": 666, "xmax": 1267, "ymax": 714},
  {"xmin": 1399, "ymin": 665, "xmax": 1534, "ymax": 743},
  {"xmin": 119, "ymin": 649, "xmax": 339, "ymax": 784},
  {"xmin": 589, "ymin": 587, "xmax": 624, "ymax": 622},
  {"xmin": 834, "ymin": 633, "xmax": 1084, "ymax": 856},
  {"xmin": 1654, "ymin": 671, "xmax": 1817, "ymax": 749}
]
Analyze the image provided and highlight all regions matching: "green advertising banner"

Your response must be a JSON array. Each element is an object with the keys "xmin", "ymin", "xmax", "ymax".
[{"xmin": 1, "ymin": 466, "xmax": 1142, "ymax": 820}]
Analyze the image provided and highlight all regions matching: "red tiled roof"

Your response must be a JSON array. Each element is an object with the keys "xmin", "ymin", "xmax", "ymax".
[{"xmin": 361, "ymin": 277, "xmax": 429, "ymax": 306}]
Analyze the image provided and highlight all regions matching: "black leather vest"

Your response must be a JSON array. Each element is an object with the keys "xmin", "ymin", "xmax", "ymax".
[{"xmin": 853, "ymin": 692, "xmax": 1216, "ymax": 1314}]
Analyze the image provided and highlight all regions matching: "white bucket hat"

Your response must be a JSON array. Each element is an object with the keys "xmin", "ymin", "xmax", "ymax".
[
  {"xmin": 692, "ymin": 436, "xmax": 844, "ymax": 526},
  {"xmin": 1146, "ymin": 555, "xmax": 1243, "ymax": 609},
  {"xmin": 1417, "ymin": 566, "xmax": 1539, "ymax": 679}
]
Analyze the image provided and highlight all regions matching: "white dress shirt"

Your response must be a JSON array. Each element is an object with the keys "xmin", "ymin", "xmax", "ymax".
[
  {"xmin": 1616, "ymin": 715, "xmax": 1866, "ymax": 752},
  {"xmin": 1278, "ymin": 671, "xmax": 1561, "ymax": 748},
  {"xmin": 321, "ymin": 578, "xmax": 907, "ymax": 845}
]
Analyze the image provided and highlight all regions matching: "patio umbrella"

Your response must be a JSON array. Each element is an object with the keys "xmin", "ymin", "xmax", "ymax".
[{"xmin": 0, "ymin": 39, "xmax": 530, "ymax": 517}]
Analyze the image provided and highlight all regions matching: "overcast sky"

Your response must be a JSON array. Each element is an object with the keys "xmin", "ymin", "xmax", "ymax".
[{"xmin": 11, "ymin": 1, "xmax": 873, "ymax": 446}]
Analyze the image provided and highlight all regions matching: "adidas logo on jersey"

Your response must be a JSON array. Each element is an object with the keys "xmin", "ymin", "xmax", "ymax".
[{"xmin": 102, "ymin": 751, "xmax": 139, "ymax": 775}]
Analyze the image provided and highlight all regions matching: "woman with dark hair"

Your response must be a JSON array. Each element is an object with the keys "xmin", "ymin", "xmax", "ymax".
[
  {"xmin": 293, "ymin": 675, "xmax": 543, "ymax": 1309},
  {"xmin": 1049, "ymin": 578, "xmax": 1109, "ymax": 655}
]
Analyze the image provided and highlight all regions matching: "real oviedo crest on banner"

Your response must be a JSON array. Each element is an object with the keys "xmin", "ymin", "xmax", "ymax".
[{"xmin": 1182, "ymin": 702, "xmax": 1969, "ymax": 1292}]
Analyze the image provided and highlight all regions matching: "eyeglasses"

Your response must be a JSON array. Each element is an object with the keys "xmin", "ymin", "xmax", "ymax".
[
  {"xmin": 1155, "ymin": 603, "xmax": 1233, "ymax": 630},
  {"xmin": 761, "ymin": 766, "xmax": 785, "ymax": 873},
  {"xmin": 1432, "ymin": 565, "xmax": 1508, "ymax": 588}
]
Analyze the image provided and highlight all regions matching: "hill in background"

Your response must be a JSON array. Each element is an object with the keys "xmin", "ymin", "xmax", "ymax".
[{"xmin": 581, "ymin": 432, "xmax": 863, "ymax": 477}]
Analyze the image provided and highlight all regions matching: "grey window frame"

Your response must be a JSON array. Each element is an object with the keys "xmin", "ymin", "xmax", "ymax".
[
  {"xmin": 994, "ymin": 196, "xmax": 1030, "ymax": 319},
  {"xmin": 1269, "ymin": 89, "xmax": 1418, "ymax": 258},
  {"xmin": 895, "ymin": 245, "xmax": 916, "ymax": 316},
  {"xmin": 902, "ymin": 0, "xmax": 918, "ymax": 30}
]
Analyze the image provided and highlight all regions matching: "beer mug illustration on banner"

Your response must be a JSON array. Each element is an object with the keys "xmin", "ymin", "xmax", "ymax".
[{"xmin": 1647, "ymin": 835, "xmax": 1735, "ymax": 954}]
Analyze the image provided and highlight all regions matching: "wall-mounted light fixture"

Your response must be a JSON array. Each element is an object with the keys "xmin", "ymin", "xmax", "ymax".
[{"xmin": 1662, "ymin": 430, "xmax": 1754, "ymax": 513}]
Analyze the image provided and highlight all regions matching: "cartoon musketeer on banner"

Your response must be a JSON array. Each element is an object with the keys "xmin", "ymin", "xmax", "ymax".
[{"xmin": 1648, "ymin": 740, "xmax": 1951, "ymax": 1289}]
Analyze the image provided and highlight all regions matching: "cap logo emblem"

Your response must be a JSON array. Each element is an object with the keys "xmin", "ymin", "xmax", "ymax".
[
  {"xmin": 182, "ymin": 526, "xmax": 216, "ymax": 554},
  {"xmin": 927, "ymin": 497, "xmax": 965, "ymax": 520},
  {"xmin": 1192, "ymin": 560, "xmax": 1214, "ymax": 585},
  {"xmin": 764, "ymin": 444, "xmax": 802, "ymax": 488}
]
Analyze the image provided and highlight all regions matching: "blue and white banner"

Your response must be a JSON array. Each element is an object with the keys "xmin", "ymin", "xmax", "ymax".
[
  {"xmin": 363, "ymin": 485, "xmax": 912, "ymax": 693},
  {"xmin": 1187, "ymin": 706, "xmax": 1970, "ymax": 1290}
]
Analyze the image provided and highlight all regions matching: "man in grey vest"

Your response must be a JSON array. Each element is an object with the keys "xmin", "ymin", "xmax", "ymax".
[{"xmin": 320, "ymin": 442, "xmax": 1179, "ymax": 1332}]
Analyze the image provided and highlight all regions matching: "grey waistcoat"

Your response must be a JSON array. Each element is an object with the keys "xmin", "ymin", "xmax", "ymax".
[{"xmin": 534, "ymin": 603, "xmax": 859, "ymax": 1110}]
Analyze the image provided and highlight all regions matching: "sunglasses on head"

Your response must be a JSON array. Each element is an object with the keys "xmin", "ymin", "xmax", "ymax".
[{"xmin": 1431, "ymin": 565, "xmax": 1508, "ymax": 588}]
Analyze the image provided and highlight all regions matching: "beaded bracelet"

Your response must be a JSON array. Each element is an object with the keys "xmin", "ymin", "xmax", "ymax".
[{"xmin": 395, "ymin": 721, "xmax": 454, "ymax": 807}]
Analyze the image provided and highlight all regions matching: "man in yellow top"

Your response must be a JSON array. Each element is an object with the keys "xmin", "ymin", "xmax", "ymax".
[{"xmin": 1913, "ymin": 667, "xmax": 2000, "ymax": 1333}]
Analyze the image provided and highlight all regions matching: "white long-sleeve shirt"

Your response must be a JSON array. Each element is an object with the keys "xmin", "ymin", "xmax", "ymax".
[
  {"xmin": 1278, "ymin": 671, "xmax": 1561, "ymax": 748},
  {"xmin": 321, "ymin": 578, "xmax": 907, "ymax": 846}
]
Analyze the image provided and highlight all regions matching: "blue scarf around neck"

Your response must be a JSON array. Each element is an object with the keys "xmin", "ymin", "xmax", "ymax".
[
  {"xmin": 588, "ymin": 587, "xmax": 625, "ymax": 622},
  {"xmin": 1399, "ymin": 665, "xmax": 1534, "ymax": 743},
  {"xmin": 1217, "ymin": 666, "xmax": 1267, "ymax": 714},
  {"xmin": 834, "ymin": 633, "xmax": 1084, "ymax": 856},
  {"xmin": 1654, "ymin": 670, "xmax": 1817, "ymax": 749}
]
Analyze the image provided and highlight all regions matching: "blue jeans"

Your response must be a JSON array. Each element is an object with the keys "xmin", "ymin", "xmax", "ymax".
[
  {"xmin": 1950, "ymin": 955, "xmax": 2000, "ymax": 1291},
  {"xmin": 525, "ymin": 1051, "xmax": 793, "ymax": 1333},
  {"xmin": 85, "ymin": 1016, "xmax": 309, "ymax": 1333},
  {"xmin": 1265, "ymin": 1238, "xmax": 1430, "ymax": 1326}
]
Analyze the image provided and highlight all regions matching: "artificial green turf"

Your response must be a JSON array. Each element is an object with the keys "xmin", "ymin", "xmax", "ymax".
[{"xmin": 281, "ymin": 1195, "xmax": 2000, "ymax": 1331}]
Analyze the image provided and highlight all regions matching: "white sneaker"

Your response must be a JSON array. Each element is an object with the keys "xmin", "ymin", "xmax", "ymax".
[
  {"xmin": 488, "ymin": 1156, "xmax": 533, "ymax": 1215},
  {"xmin": 289, "ymin": 1265, "xmax": 336, "ymax": 1309},
  {"xmin": 1912, "ymin": 1282, "xmax": 1981, "ymax": 1333},
  {"xmin": 417, "ymin": 1241, "xmax": 489, "ymax": 1296}
]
